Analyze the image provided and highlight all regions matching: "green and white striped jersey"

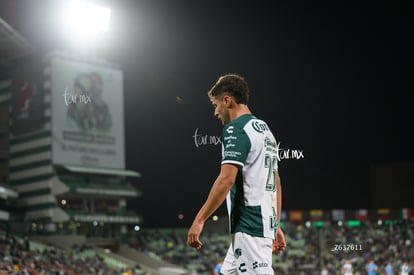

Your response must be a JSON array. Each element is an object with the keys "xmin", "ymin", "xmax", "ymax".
[{"xmin": 221, "ymin": 114, "xmax": 278, "ymax": 239}]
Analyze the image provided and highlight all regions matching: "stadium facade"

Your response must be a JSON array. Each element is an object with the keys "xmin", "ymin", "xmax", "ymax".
[{"xmin": 1, "ymin": 50, "xmax": 142, "ymax": 238}]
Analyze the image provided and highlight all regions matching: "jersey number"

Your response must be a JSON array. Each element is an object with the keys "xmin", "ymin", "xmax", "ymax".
[{"xmin": 265, "ymin": 155, "xmax": 277, "ymax": 191}]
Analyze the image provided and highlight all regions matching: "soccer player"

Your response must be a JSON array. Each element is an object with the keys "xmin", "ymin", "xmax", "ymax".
[{"xmin": 187, "ymin": 74, "xmax": 286, "ymax": 274}]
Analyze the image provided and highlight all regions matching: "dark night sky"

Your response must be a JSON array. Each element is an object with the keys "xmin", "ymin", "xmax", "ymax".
[{"xmin": 0, "ymin": 0, "xmax": 412, "ymax": 227}]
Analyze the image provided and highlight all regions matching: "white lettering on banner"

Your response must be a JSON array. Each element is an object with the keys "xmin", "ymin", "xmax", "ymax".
[{"xmin": 193, "ymin": 128, "xmax": 221, "ymax": 148}]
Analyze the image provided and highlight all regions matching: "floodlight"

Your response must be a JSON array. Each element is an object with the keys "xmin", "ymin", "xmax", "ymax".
[{"xmin": 62, "ymin": 0, "xmax": 111, "ymax": 42}]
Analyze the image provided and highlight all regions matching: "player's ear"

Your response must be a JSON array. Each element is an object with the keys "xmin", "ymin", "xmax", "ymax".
[{"xmin": 224, "ymin": 95, "xmax": 231, "ymax": 106}]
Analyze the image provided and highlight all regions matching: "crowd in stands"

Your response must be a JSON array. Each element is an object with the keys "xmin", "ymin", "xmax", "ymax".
[
  {"xmin": 1, "ymin": 219, "xmax": 413, "ymax": 274},
  {"xmin": 130, "ymin": 228, "xmax": 229, "ymax": 274},
  {"xmin": 0, "ymin": 234, "xmax": 146, "ymax": 275},
  {"xmin": 132, "ymin": 219, "xmax": 414, "ymax": 275},
  {"xmin": 321, "ymin": 219, "xmax": 414, "ymax": 274}
]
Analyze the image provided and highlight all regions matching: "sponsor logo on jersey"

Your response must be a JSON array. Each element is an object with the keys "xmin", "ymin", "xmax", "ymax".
[
  {"xmin": 225, "ymin": 143, "xmax": 236, "ymax": 149},
  {"xmin": 253, "ymin": 262, "xmax": 269, "ymax": 269},
  {"xmin": 226, "ymin": 126, "xmax": 234, "ymax": 134},
  {"xmin": 224, "ymin": 151, "xmax": 242, "ymax": 158},
  {"xmin": 238, "ymin": 263, "xmax": 247, "ymax": 273},
  {"xmin": 264, "ymin": 137, "xmax": 277, "ymax": 149},
  {"xmin": 224, "ymin": 135, "xmax": 237, "ymax": 142},
  {"xmin": 224, "ymin": 135, "xmax": 237, "ymax": 149},
  {"xmin": 252, "ymin": 120, "xmax": 269, "ymax": 133}
]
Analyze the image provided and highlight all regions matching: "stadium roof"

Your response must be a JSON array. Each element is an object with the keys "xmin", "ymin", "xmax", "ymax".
[
  {"xmin": 0, "ymin": 16, "xmax": 31, "ymax": 64},
  {"xmin": 61, "ymin": 165, "xmax": 141, "ymax": 178}
]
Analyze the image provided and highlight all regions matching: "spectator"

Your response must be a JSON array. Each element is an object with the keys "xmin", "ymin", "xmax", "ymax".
[
  {"xmin": 366, "ymin": 259, "xmax": 378, "ymax": 275},
  {"xmin": 214, "ymin": 260, "xmax": 223, "ymax": 275},
  {"xmin": 385, "ymin": 262, "xmax": 393, "ymax": 275}
]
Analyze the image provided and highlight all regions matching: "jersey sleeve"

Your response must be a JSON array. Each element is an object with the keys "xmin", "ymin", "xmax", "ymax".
[{"xmin": 221, "ymin": 123, "xmax": 251, "ymax": 167}]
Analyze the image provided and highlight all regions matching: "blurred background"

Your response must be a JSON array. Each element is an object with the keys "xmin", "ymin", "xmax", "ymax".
[{"xmin": 0, "ymin": 0, "xmax": 412, "ymax": 274}]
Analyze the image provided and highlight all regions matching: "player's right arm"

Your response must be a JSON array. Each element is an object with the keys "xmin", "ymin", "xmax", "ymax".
[{"xmin": 187, "ymin": 164, "xmax": 238, "ymax": 249}]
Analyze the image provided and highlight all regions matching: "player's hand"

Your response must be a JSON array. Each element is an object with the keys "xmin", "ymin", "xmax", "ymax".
[
  {"xmin": 272, "ymin": 227, "xmax": 286, "ymax": 254},
  {"xmin": 187, "ymin": 220, "xmax": 204, "ymax": 249}
]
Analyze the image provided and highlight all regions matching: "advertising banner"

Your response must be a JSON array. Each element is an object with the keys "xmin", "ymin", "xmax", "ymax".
[{"xmin": 50, "ymin": 57, "xmax": 125, "ymax": 169}]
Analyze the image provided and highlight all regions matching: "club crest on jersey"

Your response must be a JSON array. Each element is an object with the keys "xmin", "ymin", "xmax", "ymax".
[
  {"xmin": 226, "ymin": 126, "xmax": 234, "ymax": 134},
  {"xmin": 252, "ymin": 121, "xmax": 269, "ymax": 133},
  {"xmin": 235, "ymin": 248, "xmax": 242, "ymax": 259}
]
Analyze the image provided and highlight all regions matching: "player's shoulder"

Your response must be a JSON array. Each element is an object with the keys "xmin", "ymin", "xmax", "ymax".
[
  {"xmin": 232, "ymin": 114, "xmax": 256, "ymax": 127},
  {"xmin": 244, "ymin": 116, "xmax": 274, "ymax": 135},
  {"xmin": 223, "ymin": 114, "xmax": 255, "ymax": 133}
]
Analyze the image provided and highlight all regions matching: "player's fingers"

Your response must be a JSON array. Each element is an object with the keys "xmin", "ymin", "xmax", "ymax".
[
  {"xmin": 190, "ymin": 240, "xmax": 202, "ymax": 249},
  {"xmin": 187, "ymin": 234, "xmax": 202, "ymax": 249},
  {"xmin": 194, "ymin": 241, "xmax": 203, "ymax": 249},
  {"xmin": 272, "ymin": 241, "xmax": 286, "ymax": 254},
  {"xmin": 276, "ymin": 239, "xmax": 286, "ymax": 248},
  {"xmin": 272, "ymin": 243, "xmax": 280, "ymax": 254},
  {"xmin": 274, "ymin": 247, "xmax": 285, "ymax": 254},
  {"xmin": 191, "ymin": 234, "xmax": 202, "ymax": 248},
  {"xmin": 187, "ymin": 234, "xmax": 195, "ymax": 245}
]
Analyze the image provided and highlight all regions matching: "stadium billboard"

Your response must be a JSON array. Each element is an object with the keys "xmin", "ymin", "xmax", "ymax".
[
  {"xmin": 11, "ymin": 56, "xmax": 45, "ymax": 135},
  {"xmin": 50, "ymin": 56, "xmax": 125, "ymax": 169}
]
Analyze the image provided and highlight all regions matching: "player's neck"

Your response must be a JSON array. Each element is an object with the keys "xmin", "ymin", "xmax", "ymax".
[{"xmin": 230, "ymin": 105, "xmax": 251, "ymax": 122}]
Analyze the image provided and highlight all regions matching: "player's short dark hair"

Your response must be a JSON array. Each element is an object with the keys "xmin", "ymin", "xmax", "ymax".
[{"xmin": 208, "ymin": 74, "xmax": 250, "ymax": 104}]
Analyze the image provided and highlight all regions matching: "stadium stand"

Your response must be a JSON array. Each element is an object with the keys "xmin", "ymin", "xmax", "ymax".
[
  {"xmin": 1, "ymin": 215, "xmax": 413, "ymax": 274},
  {"xmin": 131, "ymin": 218, "xmax": 414, "ymax": 275}
]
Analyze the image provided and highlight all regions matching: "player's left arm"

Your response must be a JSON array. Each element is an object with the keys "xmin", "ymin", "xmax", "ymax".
[
  {"xmin": 273, "ymin": 170, "xmax": 286, "ymax": 254},
  {"xmin": 187, "ymin": 164, "xmax": 238, "ymax": 249}
]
